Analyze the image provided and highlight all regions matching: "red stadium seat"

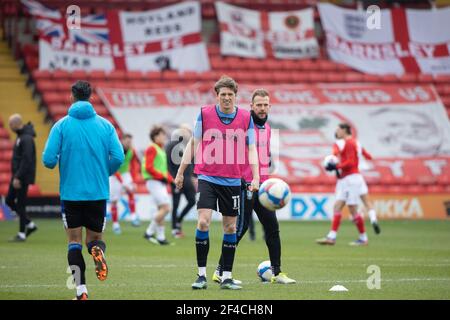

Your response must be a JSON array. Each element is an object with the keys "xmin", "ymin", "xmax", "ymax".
[
  {"xmin": 398, "ymin": 73, "xmax": 417, "ymax": 83},
  {"xmin": 253, "ymin": 71, "xmax": 270, "ymax": 84},
  {"xmin": 236, "ymin": 72, "xmax": 256, "ymax": 83},
  {"xmin": 245, "ymin": 59, "xmax": 264, "ymax": 71},
  {"xmin": 436, "ymin": 84, "xmax": 447, "ymax": 95},
  {"xmin": 207, "ymin": 45, "xmax": 221, "ymax": 57},
  {"xmin": 0, "ymin": 161, "xmax": 9, "ymax": 173},
  {"xmin": 130, "ymin": 82, "xmax": 150, "ymax": 90},
  {"xmin": 179, "ymin": 71, "xmax": 201, "ymax": 82},
  {"xmin": 89, "ymin": 71, "xmax": 107, "ymax": 82},
  {"xmin": 309, "ymin": 72, "xmax": 327, "ymax": 83},
  {"xmin": 298, "ymin": 59, "xmax": 317, "ymax": 71},
  {"xmin": 47, "ymin": 104, "xmax": 67, "ymax": 116},
  {"xmin": 291, "ymin": 73, "xmax": 310, "ymax": 83},
  {"xmin": 362, "ymin": 74, "xmax": 381, "ymax": 83},
  {"xmin": 67, "ymin": 70, "xmax": 89, "ymax": 82},
  {"xmin": 271, "ymin": 71, "xmax": 291, "ymax": 84},
  {"xmin": 344, "ymin": 72, "xmax": 364, "ymax": 82},
  {"xmin": 226, "ymin": 57, "xmax": 245, "ymax": 70},
  {"xmin": 52, "ymin": 70, "xmax": 70, "ymax": 79},
  {"xmin": 35, "ymin": 80, "xmax": 54, "ymax": 93},
  {"xmin": 0, "ymin": 128, "xmax": 9, "ymax": 139},
  {"xmin": 0, "ymin": 140, "xmax": 13, "ymax": 150},
  {"xmin": 335, "ymin": 63, "xmax": 353, "ymax": 72},
  {"xmin": 125, "ymin": 71, "xmax": 145, "ymax": 82},
  {"xmin": 42, "ymin": 92, "xmax": 65, "ymax": 105},
  {"xmin": 318, "ymin": 60, "xmax": 338, "ymax": 72},
  {"xmin": 32, "ymin": 70, "xmax": 52, "ymax": 81},
  {"xmin": 210, "ymin": 56, "xmax": 223, "ymax": 70},
  {"xmin": 265, "ymin": 59, "xmax": 282, "ymax": 71},
  {"xmin": 434, "ymin": 74, "xmax": 450, "ymax": 84},
  {"xmin": 55, "ymin": 80, "xmax": 73, "ymax": 92},
  {"xmin": 326, "ymin": 73, "xmax": 345, "ymax": 83},
  {"xmin": 108, "ymin": 70, "xmax": 127, "ymax": 81},
  {"xmin": 379, "ymin": 74, "xmax": 398, "ymax": 83},
  {"xmin": 417, "ymin": 74, "xmax": 434, "ymax": 83},
  {"xmin": 0, "ymin": 173, "xmax": 11, "ymax": 184},
  {"xmin": 443, "ymin": 85, "xmax": 450, "ymax": 95},
  {"xmin": 162, "ymin": 71, "xmax": 181, "ymax": 81},
  {"xmin": 144, "ymin": 72, "xmax": 163, "ymax": 81}
]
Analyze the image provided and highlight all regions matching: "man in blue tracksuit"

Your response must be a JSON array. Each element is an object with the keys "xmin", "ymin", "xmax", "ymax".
[{"xmin": 43, "ymin": 80, "xmax": 124, "ymax": 300}]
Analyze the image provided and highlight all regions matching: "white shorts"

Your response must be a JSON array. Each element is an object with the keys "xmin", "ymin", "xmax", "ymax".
[
  {"xmin": 109, "ymin": 172, "xmax": 134, "ymax": 202},
  {"xmin": 360, "ymin": 177, "xmax": 369, "ymax": 196},
  {"xmin": 146, "ymin": 180, "xmax": 171, "ymax": 207},
  {"xmin": 335, "ymin": 173, "xmax": 367, "ymax": 206}
]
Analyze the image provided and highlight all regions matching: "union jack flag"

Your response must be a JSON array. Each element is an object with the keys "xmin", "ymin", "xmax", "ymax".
[
  {"xmin": 70, "ymin": 14, "xmax": 109, "ymax": 44},
  {"xmin": 21, "ymin": 0, "xmax": 109, "ymax": 44}
]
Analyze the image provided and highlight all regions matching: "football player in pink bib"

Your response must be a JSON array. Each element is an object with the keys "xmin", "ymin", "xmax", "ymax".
[
  {"xmin": 175, "ymin": 76, "xmax": 260, "ymax": 290},
  {"xmin": 213, "ymin": 89, "xmax": 295, "ymax": 284}
]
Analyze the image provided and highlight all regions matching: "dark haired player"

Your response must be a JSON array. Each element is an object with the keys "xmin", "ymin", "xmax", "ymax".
[
  {"xmin": 43, "ymin": 80, "xmax": 124, "ymax": 300},
  {"xmin": 143, "ymin": 125, "xmax": 173, "ymax": 245},
  {"xmin": 316, "ymin": 123, "xmax": 369, "ymax": 246},
  {"xmin": 109, "ymin": 133, "xmax": 141, "ymax": 234}
]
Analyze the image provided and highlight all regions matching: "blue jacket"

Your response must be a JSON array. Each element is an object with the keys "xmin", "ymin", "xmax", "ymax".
[{"xmin": 43, "ymin": 101, "xmax": 124, "ymax": 201}]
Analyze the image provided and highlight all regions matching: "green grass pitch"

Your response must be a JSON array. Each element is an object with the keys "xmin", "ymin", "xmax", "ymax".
[{"xmin": 1, "ymin": 219, "xmax": 450, "ymax": 300}]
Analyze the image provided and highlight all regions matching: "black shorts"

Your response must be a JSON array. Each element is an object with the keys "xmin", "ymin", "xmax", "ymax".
[
  {"xmin": 61, "ymin": 200, "xmax": 107, "ymax": 233},
  {"xmin": 197, "ymin": 179, "xmax": 241, "ymax": 217}
]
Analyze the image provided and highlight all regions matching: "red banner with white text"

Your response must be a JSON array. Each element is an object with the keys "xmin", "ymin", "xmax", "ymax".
[
  {"xmin": 98, "ymin": 83, "xmax": 450, "ymax": 189},
  {"xmin": 318, "ymin": 3, "xmax": 450, "ymax": 75}
]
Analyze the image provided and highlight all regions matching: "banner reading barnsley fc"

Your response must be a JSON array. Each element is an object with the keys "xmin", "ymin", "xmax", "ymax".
[
  {"xmin": 215, "ymin": 1, "xmax": 318, "ymax": 59},
  {"xmin": 23, "ymin": 0, "xmax": 209, "ymax": 72},
  {"xmin": 98, "ymin": 83, "xmax": 450, "ymax": 187},
  {"xmin": 318, "ymin": 3, "xmax": 450, "ymax": 75}
]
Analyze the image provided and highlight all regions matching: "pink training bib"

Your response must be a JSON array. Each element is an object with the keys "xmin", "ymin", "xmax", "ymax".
[
  {"xmin": 194, "ymin": 105, "xmax": 251, "ymax": 179},
  {"xmin": 242, "ymin": 122, "xmax": 271, "ymax": 183}
]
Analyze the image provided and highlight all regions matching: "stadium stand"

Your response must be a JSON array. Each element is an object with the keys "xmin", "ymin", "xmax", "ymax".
[
  {"xmin": 1, "ymin": 0, "xmax": 449, "ymax": 196},
  {"xmin": 0, "ymin": 36, "xmax": 58, "ymax": 195}
]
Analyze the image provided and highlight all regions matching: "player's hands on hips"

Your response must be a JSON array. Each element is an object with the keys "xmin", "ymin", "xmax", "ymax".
[
  {"xmin": 12, "ymin": 178, "xmax": 21, "ymax": 189},
  {"xmin": 249, "ymin": 178, "xmax": 260, "ymax": 192},
  {"xmin": 174, "ymin": 173, "xmax": 184, "ymax": 190}
]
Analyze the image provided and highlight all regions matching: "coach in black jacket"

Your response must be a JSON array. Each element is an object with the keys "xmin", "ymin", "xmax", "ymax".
[{"xmin": 6, "ymin": 114, "xmax": 38, "ymax": 242}]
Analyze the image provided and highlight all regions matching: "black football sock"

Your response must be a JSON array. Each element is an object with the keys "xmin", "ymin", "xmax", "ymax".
[
  {"xmin": 217, "ymin": 254, "xmax": 224, "ymax": 276},
  {"xmin": 221, "ymin": 233, "xmax": 237, "ymax": 274},
  {"xmin": 195, "ymin": 229, "xmax": 209, "ymax": 269},
  {"xmin": 87, "ymin": 240, "xmax": 106, "ymax": 255},
  {"xmin": 265, "ymin": 229, "xmax": 281, "ymax": 276},
  {"xmin": 67, "ymin": 243, "xmax": 86, "ymax": 286}
]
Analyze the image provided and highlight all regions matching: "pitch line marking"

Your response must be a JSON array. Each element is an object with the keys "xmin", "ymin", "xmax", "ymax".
[{"xmin": 2, "ymin": 278, "xmax": 450, "ymax": 289}]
